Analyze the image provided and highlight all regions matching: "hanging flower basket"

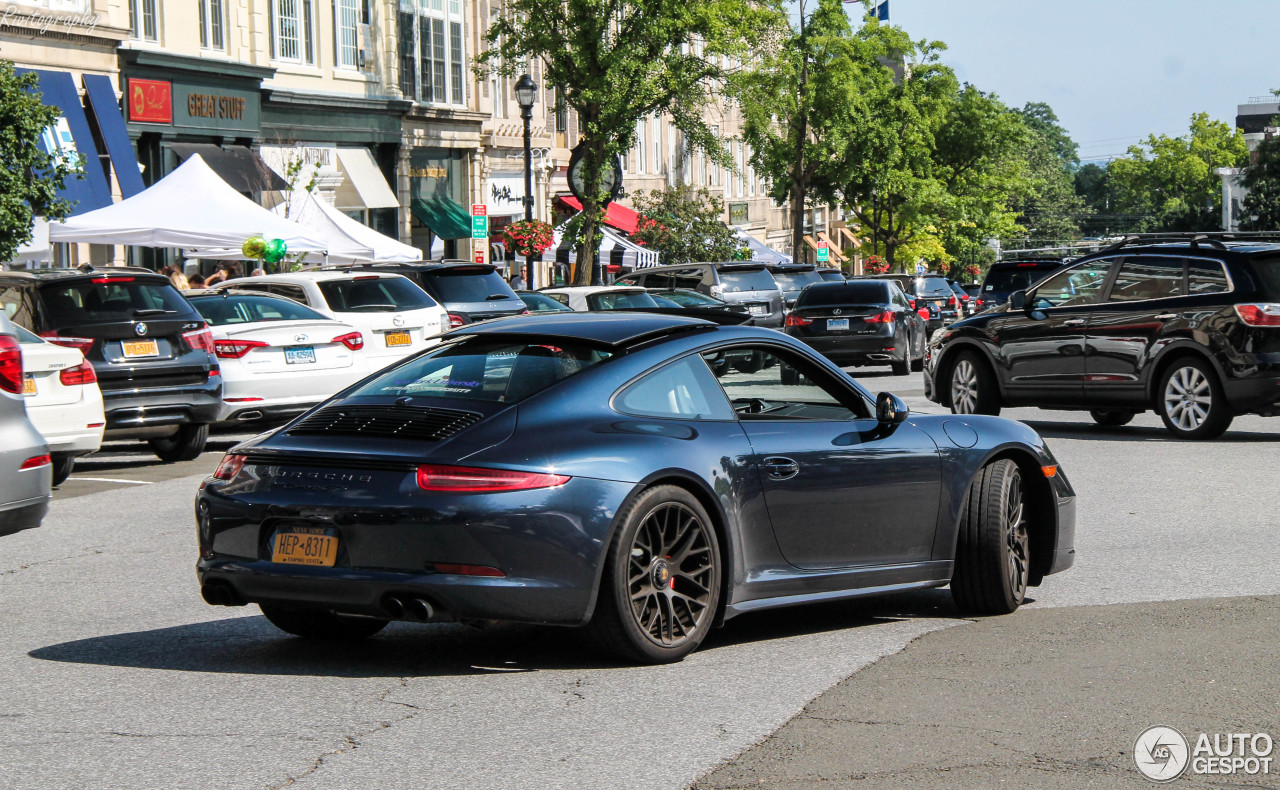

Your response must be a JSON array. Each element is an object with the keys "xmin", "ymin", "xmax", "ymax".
[
  {"xmin": 503, "ymin": 219, "xmax": 555, "ymax": 257},
  {"xmin": 864, "ymin": 255, "xmax": 889, "ymax": 275}
]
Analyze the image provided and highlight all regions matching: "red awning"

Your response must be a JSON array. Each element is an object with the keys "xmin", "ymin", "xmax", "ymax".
[{"xmin": 555, "ymin": 196, "xmax": 641, "ymax": 235}]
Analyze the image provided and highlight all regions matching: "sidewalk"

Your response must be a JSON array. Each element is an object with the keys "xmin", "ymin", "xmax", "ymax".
[{"xmin": 693, "ymin": 595, "xmax": 1280, "ymax": 789}]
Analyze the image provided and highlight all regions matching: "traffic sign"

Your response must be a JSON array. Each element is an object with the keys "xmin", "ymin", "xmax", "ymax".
[
  {"xmin": 474, "ymin": 252, "xmax": 486, "ymax": 264},
  {"xmin": 471, "ymin": 215, "xmax": 488, "ymax": 239},
  {"xmin": 915, "ymin": 262, "xmax": 925, "ymax": 274},
  {"xmin": 471, "ymin": 204, "xmax": 487, "ymax": 216},
  {"xmin": 816, "ymin": 240, "xmax": 829, "ymax": 263}
]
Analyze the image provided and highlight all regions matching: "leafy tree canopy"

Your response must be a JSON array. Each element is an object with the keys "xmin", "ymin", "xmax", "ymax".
[
  {"xmin": 1241, "ymin": 134, "xmax": 1280, "ymax": 230},
  {"xmin": 629, "ymin": 184, "xmax": 748, "ymax": 265}
]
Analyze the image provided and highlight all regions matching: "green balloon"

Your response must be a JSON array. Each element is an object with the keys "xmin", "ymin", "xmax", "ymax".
[
  {"xmin": 266, "ymin": 238, "xmax": 287, "ymax": 260},
  {"xmin": 241, "ymin": 236, "xmax": 267, "ymax": 259}
]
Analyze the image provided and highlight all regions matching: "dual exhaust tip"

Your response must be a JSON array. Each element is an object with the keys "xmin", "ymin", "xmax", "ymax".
[
  {"xmin": 201, "ymin": 582, "xmax": 245, "ymax": 607},
  {"xmin": 383, "ymin": 596, "xmax": 435, "ymax": 621}
]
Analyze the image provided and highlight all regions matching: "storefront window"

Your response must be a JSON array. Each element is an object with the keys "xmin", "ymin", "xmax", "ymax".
[
  {"xmin": 398, "ymin": 0, "xmax": 466, "ymax": 107},
  {"xmin": 272, "ymin": 0, "xmax": 316, "ymax": 65},
  {"xmin": 335, "ymin": 0, "xmax": 361, "ymax": 68},
  {"xmin": 199, "ymin": 0, "xmax": 225, "ymax": 50}
]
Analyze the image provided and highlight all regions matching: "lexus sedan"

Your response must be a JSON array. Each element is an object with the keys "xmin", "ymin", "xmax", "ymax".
[{"xmin": 197, "ymin": 313, "xmax": 1076, "ymax": 663}]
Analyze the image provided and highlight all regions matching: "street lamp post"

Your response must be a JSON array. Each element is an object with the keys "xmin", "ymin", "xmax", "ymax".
[{"xmin": 515, "ymin": 74, "xmax": 538, "ymax": 288}]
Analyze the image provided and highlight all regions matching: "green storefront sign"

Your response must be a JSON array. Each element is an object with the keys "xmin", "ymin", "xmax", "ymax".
[{"xmin": 170, "ymin": 83, "xmax": 260, "ymax": 135}]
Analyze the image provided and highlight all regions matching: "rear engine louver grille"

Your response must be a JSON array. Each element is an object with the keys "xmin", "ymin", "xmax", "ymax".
[{"xmin": 287, "ymin": 405, "xmax": 484, "ymax": 441}]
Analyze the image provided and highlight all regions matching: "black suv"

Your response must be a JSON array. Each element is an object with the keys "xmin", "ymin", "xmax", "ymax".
[
  {"xmin": 0, "ymin": 267, "xmax": 220, "ymax": 460},
  {"xmin": 923, "ymin": 236, "xmax": 1280, "ymax": 439},
  {"xmin": 975, "ymin": 257, "xmax": 1066, "ymax": 312},
  {"xmin": 616, "ymin": 262, "xmax": 785, "ymax": 327},
  {"xmin": 848, "ymin": 274, "xmax": 949, "ymax": 330},
  {"xmin": 318, "ymin": 262, "xmax": 525, "ymax": 327},
  {"xmin": 765, "ymin": 263, "xmax": 825, "ymax": 310}
]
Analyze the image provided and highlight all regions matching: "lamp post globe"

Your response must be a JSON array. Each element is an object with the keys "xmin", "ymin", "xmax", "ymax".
[{"xmin": 516, "ymin": 73, "xmax": 538, "ymax": 287}]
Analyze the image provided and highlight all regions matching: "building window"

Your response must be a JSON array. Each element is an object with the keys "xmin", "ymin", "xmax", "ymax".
[
  {"xmin": 273, "ymin": 0, "xmax": 316, "ymax": 64},
  {"xmin": 635, "ymin": 119, "xmax": 646, "ymax": 174},
  {"xmin": 198, "ymin": 0, "xmax": 225, "ymax": 49},
  {"xmin": 735, "ymin": 141, "xmax": 744, "ymax": 198},
  {"xmin": 652, "ymin": 116, "xmax": 661, "ymax": 174},
  {"xmin": 555, "ymin": 90, "xmax": 566, "ymax": 132},
  {"xmin": 399, "ymin": 0, "xmax": 466, "ymax": 107},
  {"xmin": 129, "ymin": 0, "xmax": 157, "ymax": 40},
  {"xmin": 335, "ymin": 0, "xmax": 360, "ymax": 68}
]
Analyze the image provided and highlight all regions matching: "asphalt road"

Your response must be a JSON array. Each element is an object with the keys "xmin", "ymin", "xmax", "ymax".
[{"xmin": 6, "ymin": 367, "xmax": 1279, "ymax": 789}]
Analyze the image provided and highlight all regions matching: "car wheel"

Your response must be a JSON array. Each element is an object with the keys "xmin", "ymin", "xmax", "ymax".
[
  {"xmin": 910, "ymin": 335, "xmax": 924, "ymax": 372},
  {"xmin": 259, "ymin": 604, "xmax": 389, "ymax": 640},
  {"xmin": 1156, "ymin": 358, "xmax": 1233, "ymax": 440},
  {"xmin": 149, "ymin": 423, "xmax": 209, "ymax": 463},
  {"xmin": 780, "ymin": 365, "xmax": 799, "ymax": 385},
  {"xmin": 50, "ymin": 454, "xmax": 75, "ymax": 486},
  {"xmin": 1090, "ymin": 409, "xmax": 1135, "ymax": 427},
  {"xmin": 891, "ymin": 354, "xmax": 910, "ymax": 376},
  {"xmin": 587, "ymin": 485, "xmax": 721, "ymax": 664},
  {"xmin": 951, "ymin": 459, "xmax": 1029, "ymax": 615},
  {"xmin": 732, "ymin": 352, "xmax": 765, "ymax": 374},
  {"xmin": 948, "ymin": 352, "xmax": 1000, "ymax": 416}
]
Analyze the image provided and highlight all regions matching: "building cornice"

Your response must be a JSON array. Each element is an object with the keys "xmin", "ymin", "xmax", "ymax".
[
  {"xmin": 262, "ymin": 87, "xmax": 413, "ymax": 116},
  {"xmin": 121, "ymin": 49, "xmax": 276, "ymax": 82}
]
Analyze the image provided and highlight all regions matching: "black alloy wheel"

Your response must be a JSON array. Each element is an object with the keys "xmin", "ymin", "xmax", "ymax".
[
  {"xmin": 149, "ymin": 423, "xmax": 209, "ymax": 463},
  {"xmin": 1156, "ymin": 358, "xmax": 1233, "ymax": 440},
  {"xmin": 948, "ymin": 351, "xmax": 1001, "ymax": 416},
  {"xmin": 951, "ymin": 459, "xmax": 1029, "ymax": 615},
  {"xmin": 588, "ymin": 485, "xmax": 721, "ymax": 664},
  {"xmin": 1090, "ymin": 409, "xmax": 1135, "ymax": 427},
  {"xmin": 259, "ymin": 604, "xmax": 389, "ymax": 640}
]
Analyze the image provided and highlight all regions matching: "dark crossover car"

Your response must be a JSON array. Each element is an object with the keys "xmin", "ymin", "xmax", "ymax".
[
  {"xmin": 197, "ymin": 312, "xmax": 1076, "ymax": 663},
  {"xmin": 766, "ymin": 263, "xmax": 825, "ymax": 310},
  {"xmin": 616, "ymin": 262, "xmax": 785, "ymax": 328},
  {"xmin": 783, "ymin": 280, "xmax": 927, "ymax": 376},
  {"xmin": 319, "ymin": 262, "xmax": 526, "ymax": 327},
  {"xmin": 0, "ymin": 266, "xmax": 219, "ymax": 461},
  {"xmin": 815, "ymin": 268, "xmax": 847, "ymax": 283},
  {"xmin": 924, "ymin": 235, "xmax": 1280, "ymax": 439},
  {"xmin": 975, "ymin": 257, "xmax": 1066, "ymax": 313},
  {"xmin": 849, "ymin": 274, "xmax": 945, "ymax": 331}
]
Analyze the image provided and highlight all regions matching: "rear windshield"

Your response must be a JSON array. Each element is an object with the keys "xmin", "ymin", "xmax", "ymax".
[
  {"xmin": 318, "ymin": 277, "xmax": 437, "ymax": 312},
  {"xmin": 719, "ymin": 268, "xmax": 777, "ymax": 293},
  {"xmin": 587, "ymin": 291, "xmax": 660, "ymax": 310},
  {"xmin": 771, "ymin": 270, "xmax": 823, "ymax": 292},
  {"xmin": 914, "ymin": 276, "xmax": 953, "ymax": 296},
  {"xmin": 984, "ymin": 264, "xmax": 1060, "ymax": 293},
  {"xmin": 13, "ymin": 325, "xmax": 41, "ymax": 344},
  {"xmin": 190, "ymin": 295, "xmax": 329, "ymax": 326},
  {"xmin": 39, "ymin": 279, "xmax": 196, "ymax": 326},
  {"xmin": 1249, "ymin": 256, "xmax": 1280, "ymax": 298},
  {"xmin": 519, "ymin": 293, "xmax": 573, "ymax": 312},
  {"xmin": 350, "ymin": 338, "xmax": 613, "ymax": 404},
  {"xmin": 424, "ymin": 269, "xmax": 519, "ymax": 304},
  {"xmin": 656, "ymin": 290, "xmax": 719, "ymax": 307},
  {"xmin": 798, "ymin": 282, "xmax": 888, "ymax": 306}
]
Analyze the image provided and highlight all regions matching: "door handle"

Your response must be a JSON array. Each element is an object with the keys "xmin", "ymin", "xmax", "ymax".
[
  {"xmin": 1155, "ymin": 313, "xmax": 1178, "ymax": 320},
  {"xmin": 1063, "ymin": 318, "xmax": 1086, "ymax": 326},
  {"xmin": 763, "ymin": 457, "xmax": 799, "ymax": 480}
]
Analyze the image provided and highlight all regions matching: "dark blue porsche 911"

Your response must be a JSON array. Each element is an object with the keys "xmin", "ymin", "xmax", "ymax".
[{"xmin": 196, "ymin": 312, "xmax": 1075, "ymax": 663}]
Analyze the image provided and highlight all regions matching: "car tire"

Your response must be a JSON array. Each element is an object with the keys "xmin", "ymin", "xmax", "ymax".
[
  {"xmin": 50, "ymin": 453, "xmax": 75, "ymax": 486},
  {"xmin": 148, "ymin": 423, "xmax": 209, "ymax": 463},
  {"xmin": 587, "ymin": 485, "xmax": 721, "ymax": 664},
  {"xmin": 910, "ymin": 337, "xmax": 924, "ymax": 372},
  {"xmin": 1156, "ymin": 358, "xmax": 1233, "ymax": 440},
  {"xmin": 1090, "ymin": 409, "xmax": 1135, "ymax": 427},
  {"xmin": 259, "ymin": 604, "xmax": 389, "ymax": 641},
  {"xmin": 780, "ymin": 365, "xmax": 799, "ymax": 385},
  {"xmin": 891, "ymin": 354, "xmax": 910, "ymax": 376},
  {"xmin": 948, "ymin": 352, "xmax": 1001, "ymax": 416},
  {"xmin": 732, "ymin": 352, "xmax": 765, "ymax": 374},
  {"xmin": 951, "ymin": 459, "xmax": 1029, "ymax": 615}
]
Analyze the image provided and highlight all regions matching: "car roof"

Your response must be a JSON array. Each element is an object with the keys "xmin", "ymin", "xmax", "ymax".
[
  {"xmin": 767, "ymin": 263, "xmax": 817, "ymax": 272},
  {"xmin": 8, "ymin": 266, "xmax": 166, "ymax": 284},
  {"xmin": 244, "ymin": 270, "xmax": 409, "ymax": 283},
  {"xmin": 449, "ymin": 312, "xmax": 715, "ymax": 347},
  {"xmin": 314, "ymin": 262, "xmax": 498, "ymax": 276}
]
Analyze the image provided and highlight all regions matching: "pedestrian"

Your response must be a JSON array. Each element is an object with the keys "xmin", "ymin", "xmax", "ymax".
[
  {"xmin": 202, "ymin": 266, "xmax": 226, "ymax": 286},
  {"xmin": 220, "ymin": 262, "xmax": 244, "ymax": 282},
  {"xmin": 508, "ymin": 271, "xmax": 526, "ymax": 290},
  {"xmin": 168, "ymin": 268, "xmax": 190, "ymax": 290},
  {"xmin": 251, "ymin": 267, "xmax": 265, "ymax": 277},
  {"xmin": 188, "ymin": 273, "xmax": 206, "ymax": 288}
]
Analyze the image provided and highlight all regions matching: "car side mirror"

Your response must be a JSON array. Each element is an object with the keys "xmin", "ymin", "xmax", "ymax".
[
  {"xmin": 1009, "ymin": 290, "xmax": 1027, "ymax": 311},
  {"xmin": 876, "ymin": 392, "xmax": 909, "ymax": 425}
]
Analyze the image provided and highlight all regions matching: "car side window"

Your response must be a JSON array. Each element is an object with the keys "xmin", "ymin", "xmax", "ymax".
[
  {"xmin": 547, "ymin": 292, "xmax": 570, "ymax": 306},
  {"xmin": 1031, "ymin": 260, "xmax": 1115, "ymax": 308},
  {"xmin": 0, "ymin": 285, "xmax": 38, "ymax": 330},
  {"xmin": 1108, "ymin": 257, "xmax": 1185, "ymax": 302},
  {"xmin": 1188, "ymin": 260, "xmax": 1230, "ymax": 295},
  {"xmin": 614, "ymin": 355, "xmax": 735, "ymax": 421},
  {"xmin": 616, "ymin": 275, "xmax": 643, "ymax": 287},
  {"xmin": 268, "ymin": 284, "xmax": 310, "ymax": 304},
  {"xmin": 704, "ymin": 346, "xmax": 870, "ymax": 420}
]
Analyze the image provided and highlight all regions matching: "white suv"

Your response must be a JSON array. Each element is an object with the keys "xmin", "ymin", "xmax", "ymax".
[{"xmin": 214, "ymin": 272, "xmax": 447, "ymax": 367}]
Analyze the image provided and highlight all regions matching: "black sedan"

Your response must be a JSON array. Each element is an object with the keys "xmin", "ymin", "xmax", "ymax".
[
  {"xmin": 784, "ymin": 280, "xmax": 928, "ymax": 375},
  {"xmin": 196, "ymin": 313, "xmax": 1075, "ymax": 663}
]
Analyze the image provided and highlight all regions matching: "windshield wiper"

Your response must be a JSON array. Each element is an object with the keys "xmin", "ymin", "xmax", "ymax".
[
  {"xmin": 485, "ymin": 293, "xmax": 511, "ymax": 300},
  {"xmin": 131, "ymin": 308, "xmax": 168, "ymax": 317}
]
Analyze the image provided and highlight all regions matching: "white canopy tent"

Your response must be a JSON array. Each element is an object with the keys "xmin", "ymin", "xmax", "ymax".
[
  {"xmin": 732, "ymin": 226, "xmax": 792, "ymax": 264},
  {"xmin": 278, "ymin": 191, "xmax": 421, "ymax": 263},
  {"xmin": 47, "ymin": 154, "xmax": 329, "ymax": 254}
]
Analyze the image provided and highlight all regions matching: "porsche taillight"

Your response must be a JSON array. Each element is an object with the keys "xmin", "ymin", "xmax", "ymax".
[
  {"xmin": 212, "ymin": 454, "xmax": 246, "ymax": 480},
  {"xmin": 416, "ymin": 464, "xmax": 570, "ymax": 492}
]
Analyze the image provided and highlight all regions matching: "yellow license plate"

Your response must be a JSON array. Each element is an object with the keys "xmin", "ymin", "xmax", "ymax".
[
  {"xmin": 271, "ymin": 527, "xmax": 339, "ymax": 567},
  {"xmin": 384, "ymin": 331, "xmax": 412, "ymax": 347},
  {"xmin": 22, "ymin": 376, "xmax": 36, "ymax": 396},
  {"xmin": 122, "ymin": 339, "xmax": 159, "ymax": 358}
]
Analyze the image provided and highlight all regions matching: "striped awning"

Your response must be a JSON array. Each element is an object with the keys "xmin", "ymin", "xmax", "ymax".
[{"xmin": 543, "ymin": 221, "xmax": 660, "ymax": 270}]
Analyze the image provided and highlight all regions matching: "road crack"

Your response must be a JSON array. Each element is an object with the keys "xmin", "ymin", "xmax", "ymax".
[{"xmin": 1, "ymin": 548, "xmax": 104, "ymax": 576}]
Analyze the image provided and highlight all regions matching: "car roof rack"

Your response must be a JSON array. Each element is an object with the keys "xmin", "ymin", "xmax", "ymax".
[{"xmin": 1088, "ymin": 232, "xmax": 1280, "ymax": 255}]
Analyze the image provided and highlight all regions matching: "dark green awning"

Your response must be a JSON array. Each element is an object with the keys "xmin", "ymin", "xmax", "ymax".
[{"xmin": 411, "ymin": 197, "xmax": 472, "ymax": 239}]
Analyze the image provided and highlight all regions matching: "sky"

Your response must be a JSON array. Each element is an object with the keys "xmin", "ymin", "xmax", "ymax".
[{"xmin": 876, "ymin": 0, "xmax": 1280, "ymax": 163}]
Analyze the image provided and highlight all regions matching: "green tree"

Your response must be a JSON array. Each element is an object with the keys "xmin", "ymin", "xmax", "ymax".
[
  {"xmin": 1241, "ymin": 134, "xmax": 1280, "ymax": 230},
  {"xmin": 1017, "ymin": 101, "xmax": 1079, "ymax": 167},
  {"xmin": 0, "ymin": 61, "xmax": 76, "ymax": 263},
  {"xmin": 1073, "ymin": 162, "xmax": 1116, "ymax": 235},
  {"xmin": 1006, "ymin": 102, "xmax": 1086, "ymax": 247},
  {"xmin": 1108, "ymin": 113, "xmax": 1248, "ymax": 232},
  {"xmin": 479, "ymin": 0, "xmax": 780, "ymax": 284},
  {"xmin": 629, "ymin": 184, "xmax": 747, "ymax": 264}
]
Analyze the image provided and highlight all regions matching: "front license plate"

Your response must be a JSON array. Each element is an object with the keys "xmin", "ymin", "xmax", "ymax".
[
  {"xmin": 748, "ymin": 304, "xmax": 767, "ymax": 315},
  {"xmin": 271, "ymin": 527, "xmax": 339, "ymax": 567},
  {"xmin": 285, "ymin": 345, "xmax": 316, "ymax": 364},
  {"xmin": 827, "ymin": 318, "xmax": 849, "ymax": 332},
  {"xmin": 384, "ymin": 331, "xmax": 412, "ymax": 347},
  {"xmin": 22, "ymin": 376, "xmax": 36, "ymax": 396},
  {"xmin": 122, "ymin": 339, "xmax": 159, "ymax": 358}
]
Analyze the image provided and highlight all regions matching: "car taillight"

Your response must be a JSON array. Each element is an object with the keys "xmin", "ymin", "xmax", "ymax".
[
  {"xmin": 520, "ymin": 309, "xmax": 531, "ymax": 315},
  {"xmin": 1234, "ymin": 303, "xmax": 1280, "ymax": 327},
  {"xmin": 909, "ymin": 299, "xmax": 918, "ymax": 310},
  {"xmin": 213, "ymin": 339, "xmax": 268, "ymax": 359},
  {"xmin": 20, "ymin": 454, "xmax": 51, "ymax": 470},
  {"xmin": 59, "ymin": 361, "xmax": 98, "ymax": 386},
  {"xmin": 416, "ymin": 464, "xmax": 570, "ymax": 492},
  {"xmin": 212, "ymin": 453, "xmax": 246, "ymax": 480},
  {"xmin": 38, "ymin": 332, "xmax": 94, "ymax": 354},
  {"xmin": 864, "ymin": 310, "xmax": 894, "ymax": 324},
  {"xmin": 448, "ymin": 313, "xmax": 466, "ymax": 328},
  {"xmin": 90, "ymin": 276, "xmax": 134, "ymax": 283},
  {"xmin": 948, "ymin": 295, "xmax": 956, "ymax": 307},
  {"xmin": 332, "ymin": 331, "xmax": 364, "ymax": 350},
  {"xmin": 785, "ymin": 314, "xmax": 813, "ymax": 326},
  {"xmin": 975, "ymin": 298, "xmax": 985, "ymax": 308},
  {"xmin": 183, "ymin": 327, "xmax": 215, "ymax": 354},
  {"xmin": 431, "ymin": 563, "xmax": 506, "ymax": 577},
  {"xmin": 0, "ymin": 335, "xmax": 22, "ymax": 394}
]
